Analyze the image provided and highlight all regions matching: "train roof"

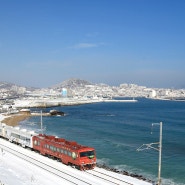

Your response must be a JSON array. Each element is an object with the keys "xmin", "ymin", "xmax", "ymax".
[
  {"xmin": 2, "ymin": 124, "xmax": 37, "ymax": 137},
  {"xmin": 34, "ymin": 134, "xmax": 94, "ymax": 151}
]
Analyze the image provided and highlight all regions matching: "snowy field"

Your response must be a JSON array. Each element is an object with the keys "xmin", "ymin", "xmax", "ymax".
[{"xmin": 0, "ymin": 138, "xmax": 152, "ymax": 185}]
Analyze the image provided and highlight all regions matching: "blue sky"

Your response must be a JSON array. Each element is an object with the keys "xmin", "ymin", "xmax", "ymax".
[{"xmin": 0, "ymin": 0, "xmax": 185, "ymax": 88}]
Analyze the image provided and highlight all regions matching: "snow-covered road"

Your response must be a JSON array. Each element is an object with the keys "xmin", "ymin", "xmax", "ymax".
[{"xmin": 0, "ymin": 138, "xmax": 152, "ymax": 185}]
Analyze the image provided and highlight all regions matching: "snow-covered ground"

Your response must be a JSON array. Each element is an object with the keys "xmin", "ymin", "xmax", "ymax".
[
  {"xmin": 0, "ymin": 114, "xmax": 6, "ymax": 122},
  {"xmin": 0, "ymin": 138, "xmax": 152, "ymax": 185},
  {"xmin": 0, "ymin": 150, "xmax": 64, "ymax": 185},
  {"xmin": 12, "ymin": 97, "xmax": 103, "ymax": 108}
]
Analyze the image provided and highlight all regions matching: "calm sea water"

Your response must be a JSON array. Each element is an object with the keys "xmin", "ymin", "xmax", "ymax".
[{"xmin": 20, "ymin": 98, "xmax": 185, "ymax": 185}]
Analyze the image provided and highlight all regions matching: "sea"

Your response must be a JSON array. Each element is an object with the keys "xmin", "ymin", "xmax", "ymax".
[{"xmin": 19, "ymin": 98, "xmax": 185, "ymax": 185}]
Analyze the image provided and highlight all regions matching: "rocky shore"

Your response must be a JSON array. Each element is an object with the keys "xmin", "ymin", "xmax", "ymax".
[{"xmin": 97, "ymin": 163, "xmax": 155, "ymax": 184}]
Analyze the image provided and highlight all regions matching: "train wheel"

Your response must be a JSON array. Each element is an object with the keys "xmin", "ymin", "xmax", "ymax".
[
  {"xmin": 56, "ymin": 158, "xmax": 62, "ymax": 162},
  {"xmin": 77, "ymin": 165, "xmax": 84, "ymax": 171}
]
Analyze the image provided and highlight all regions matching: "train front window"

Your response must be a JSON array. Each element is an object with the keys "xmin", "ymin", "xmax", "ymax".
[{"xmin": 80, "ymin": 151, "xmax": 95, "ymax": 158}]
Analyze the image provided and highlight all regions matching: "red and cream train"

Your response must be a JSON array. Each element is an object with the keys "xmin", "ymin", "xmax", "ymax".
[{"xmin": 0, "ymin": 124, "xmax": 96, "ymax": 170}]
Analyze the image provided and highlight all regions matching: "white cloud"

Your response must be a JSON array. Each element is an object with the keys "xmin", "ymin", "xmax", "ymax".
[{"xmin": 71, "ymin": 42, "xmax": 105, "ymax": 49}]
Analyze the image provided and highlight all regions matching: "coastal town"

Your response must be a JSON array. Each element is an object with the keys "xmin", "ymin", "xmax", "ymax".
[
  {"xmin": 2, "ymin": 77, "xmax": 185, "ymax": 127},
  {"xmin": 0, "ymin": 78, "xmax": 185, "ymax": 111}
]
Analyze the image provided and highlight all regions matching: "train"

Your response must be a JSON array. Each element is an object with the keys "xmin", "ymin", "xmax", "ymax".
[{"xmin": 0, "ymin": 123, "xmax": 96, "ymax": 170}]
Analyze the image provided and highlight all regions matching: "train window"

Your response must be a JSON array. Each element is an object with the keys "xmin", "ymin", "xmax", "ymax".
[
  {"xmin": 34, "ymin": 140, "xmax": 40, "ymax": 146},
  {"xmin": 68, "ymin": 151, "xmax": 72, "ymax": 157},
  {"xmin": 34, "ymin": 140, "xmax": 37, "ymax": 145},
  {"xmin": 46, "ymin": 144, "xmax": 49, "ymax": 149},
  {"xmin": 49, "ymin": 145, "xmax": 54, "ymax": 151},
  {"xmin": 20, "ymin": 136, "xmax": 26, "ymax": 140},
  {"xmin": 64, "ymin": 150, "xmax": 68, "ymax": 155},
  {"xmin": 80, "ymin": 150, "xmax": 95, "ymax": 158},
  {"xmin": 60, "ymin": 149, "xmax": 64, "ymax": 153},
  {"xmin": 72, "ymin": 152, "xmax": 77, "ymax": 160},
  {"xmin": 57, "ymin": 148, "xmax": 61, "ymax": 153},
  {"xmin": 53, "ymin": 147, "xmax": 56, "ymax": 152},
  {"xmin": 12, "ymin": 133, "xmax": 20, "ymax": 139}
]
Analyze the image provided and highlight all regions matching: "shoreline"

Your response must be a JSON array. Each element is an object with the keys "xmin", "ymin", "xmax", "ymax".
[
  {"xmin": 0, "ymin": 113, "xmax": 31, "ymax": 126},
  {"xmin": 96, "ymin": 163, "xmax": 154, "ymax": 184},
  {"xmin": 0, "ymin": 109, "xmax": 64, "ymax": 127}
]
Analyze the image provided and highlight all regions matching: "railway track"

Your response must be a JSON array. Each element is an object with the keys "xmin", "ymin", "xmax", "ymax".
[
  {"xmin": 0, "ymin": 138, "xmax": 150, "ymax": 185},
  {"xmin": 86, "ymin": 168, "xmax": 134, "ymax": 185},
  {"xmin": 0, "ymin": 139, "xmax": 91, "ymax": 185}
]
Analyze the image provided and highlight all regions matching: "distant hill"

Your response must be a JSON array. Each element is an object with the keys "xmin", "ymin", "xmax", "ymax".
[
  {"xmin": 0, "ymin": 81, "xmax": 17, "ymax": 89},
  {"xmin": 0, "ymin": 81, "xmax": 38, "ymax": 91},
  {"xmin": 51, "ymin": 78, "xmax": 93, "ymax": 90},
  {"xmin": 0, "ymin": 79, "xmax": 100, "ymax": 92}
]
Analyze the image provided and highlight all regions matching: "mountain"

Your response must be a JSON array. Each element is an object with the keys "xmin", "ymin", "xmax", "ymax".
[
  {"xmin": 0, "ymin": 82, "xmax": 17, "ymax": 89},
  {"xmin": 51, "ymin": 78, "xmax": 93, "ymax": 90},
  {"xmin": 0, "ymin": 81, "xmax": 38, "ymax": 92}
]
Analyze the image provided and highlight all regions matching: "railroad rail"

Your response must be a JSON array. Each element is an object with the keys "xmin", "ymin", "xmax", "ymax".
[
  {"xmin": 0, "ymin": 140, "xmax": 90, "ymax": 185},
  {"xmin": 86, "ymin": 168, "xmax": 134, "ymax": 185},
  {"xmin": 0, "ymin": 139, "xmax": 131, "ymax": 185},
  {"xmin": 0, "ymin": 138, "xmax": 150, "ymax": 185}
]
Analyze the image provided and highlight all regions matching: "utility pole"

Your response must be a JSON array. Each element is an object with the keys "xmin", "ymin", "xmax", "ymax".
[
  {"xmin": 158, "ymin": 122, "xmax": 162, "ymax": 185},
  {"xmin": 137, "ymin": 122, "xmax": 163, "ymax": 185},
  {"xmin": 40, "ymin": 110, "xmax": 43, "ymax": 134}
]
